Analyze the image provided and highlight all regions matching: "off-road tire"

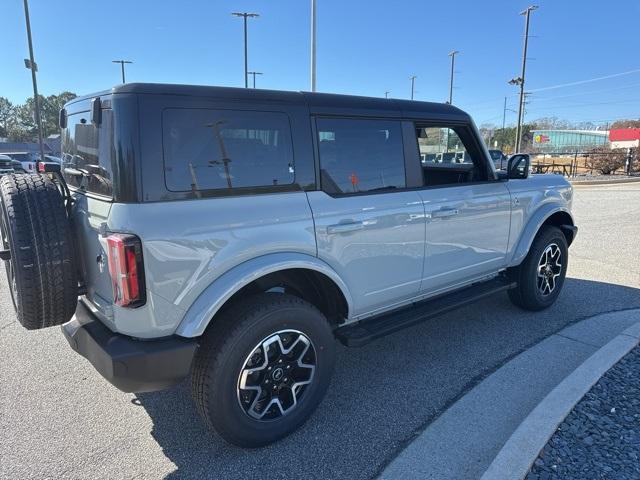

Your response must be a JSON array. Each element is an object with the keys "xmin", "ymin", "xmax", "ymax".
[
  {"xmin": 508, "ymin": 225, "xmax": 568, "ymax": 311},
  {"xmin": 191, "ymin": 293, "xmax": 335, "ymax": 447},
  {"xmin": 0, "ymin": 173, "xmax": 78, "ymax": 329}
]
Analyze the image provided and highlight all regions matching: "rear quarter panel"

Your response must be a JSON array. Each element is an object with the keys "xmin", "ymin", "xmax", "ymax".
[{"xmin": 106, "ymin": 193, "xmax": 317, "ymax": 337}]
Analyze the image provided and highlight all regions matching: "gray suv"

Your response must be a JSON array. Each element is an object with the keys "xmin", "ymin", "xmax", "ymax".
[{"xmin": 0, "ymin": 84, "xmax": 577, "ymax": 447}]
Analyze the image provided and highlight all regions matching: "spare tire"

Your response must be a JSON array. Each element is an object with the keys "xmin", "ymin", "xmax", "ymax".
[{"xmin": 0, "ymin": 173, "xmax": 78, "ymax": 329}]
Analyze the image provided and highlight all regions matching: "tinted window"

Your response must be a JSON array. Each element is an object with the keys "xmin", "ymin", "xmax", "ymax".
[
  {"xmin": 163, "ymin": 109, "xmax": 294, "ymax": 192},
  {"xmin": 316, "ymin": 118, "xmax": 405, "ymax": 194},
  {"xmin": 61, "ymin": 111, "xmax": 114, "ymax": 197}
]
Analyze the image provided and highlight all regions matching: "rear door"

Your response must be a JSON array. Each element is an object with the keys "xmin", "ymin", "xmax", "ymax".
[
  {"xmin": 408, "ymin": 123, "xmax": 511, "ymax": 294},
  {"xmin": 307, "ymin": 117, "xmax": 426, "ymax": 317}
]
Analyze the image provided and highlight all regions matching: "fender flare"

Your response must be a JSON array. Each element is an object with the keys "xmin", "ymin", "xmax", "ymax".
[
  {"xmin": 509, "ymin": 204, "xmax": 574, "ymax": 267},
  {"xmin": 175, "ymin": 252, "xmax": 354, "ymax": 338}
]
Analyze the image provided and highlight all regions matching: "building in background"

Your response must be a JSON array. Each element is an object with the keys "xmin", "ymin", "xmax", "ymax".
[
  {"xmin": 531, "ymin": 129, "xmax": 609, "ymax": 153},
  {"xmin": 609, "ymin": 128, "xmax": 640, "ymax": 149}
]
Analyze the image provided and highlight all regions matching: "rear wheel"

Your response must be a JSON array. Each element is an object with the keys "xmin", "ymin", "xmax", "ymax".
[
  {"xmin": 0, "ymin": 174, "xmax": 78, "ymax": 329},
  {"xmin": 508, "ymin": 225, "xmax": 568, "ymax": 311},
  {"xmin": 191, "ymin": 293, "xmax": 335, "ymax": 447}
]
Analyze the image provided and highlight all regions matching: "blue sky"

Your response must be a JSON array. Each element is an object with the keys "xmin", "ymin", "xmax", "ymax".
[{"xmin": 1, "ymin": 0, "xmax": 639, "ymax": 126}]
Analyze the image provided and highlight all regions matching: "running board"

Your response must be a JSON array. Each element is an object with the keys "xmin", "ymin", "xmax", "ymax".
[{"xmin": 335, "ymin": 277, "xmax": 516, "ymax": 347}]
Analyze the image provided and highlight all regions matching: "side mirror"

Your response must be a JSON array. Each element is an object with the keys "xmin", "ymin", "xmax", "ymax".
[{"xmin": 507, "ymin": 154, "xmax": 530, "ymax": 179}]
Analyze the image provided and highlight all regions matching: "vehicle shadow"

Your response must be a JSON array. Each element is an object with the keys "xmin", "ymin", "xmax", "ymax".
[{"xmin": 135, "ymin": 277, "xmax": 640, "ymax": 480}]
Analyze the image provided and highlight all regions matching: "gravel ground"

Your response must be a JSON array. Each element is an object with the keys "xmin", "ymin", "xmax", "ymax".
[{"xmin": 527, "ymin": 346, "xmax": 640, "ymax": 480}]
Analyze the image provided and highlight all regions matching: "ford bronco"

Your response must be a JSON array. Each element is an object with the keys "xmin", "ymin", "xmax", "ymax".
[{"xmin": 0, "ymin": 84, "xmax": 576, "ymax": 447}]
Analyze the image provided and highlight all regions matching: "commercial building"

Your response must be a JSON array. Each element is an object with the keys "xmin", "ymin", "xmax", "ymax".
[{"xmin": 531, "ymin": 129, "xmax": 608, "ymax": 152}]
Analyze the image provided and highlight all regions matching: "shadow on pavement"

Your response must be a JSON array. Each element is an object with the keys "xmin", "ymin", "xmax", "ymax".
[{"xmin": 136, "ymin": 278, "xmax": 640, "ymax": 480}]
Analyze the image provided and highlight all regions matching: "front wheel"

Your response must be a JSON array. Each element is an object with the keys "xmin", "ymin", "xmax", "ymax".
[
  {"xmin": 508, "ymin": 225, "xmax": 568, "ymax": 311},
  {"xmin": 191, "ymin": 293, "xmax": 335, "ymax": 447}
]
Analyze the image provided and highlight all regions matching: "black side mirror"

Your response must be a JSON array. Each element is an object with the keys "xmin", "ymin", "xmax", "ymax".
[
  {"xmin": 59, "ymin": 108, "xmax": 67, "ymax": 129},
  {"xmin": 507, "ymin": 154, "xmax": 530, "ymax": 179},
  {"xmin": 91, "ymin": 97, "xmax": 102, "ymax": 125}
]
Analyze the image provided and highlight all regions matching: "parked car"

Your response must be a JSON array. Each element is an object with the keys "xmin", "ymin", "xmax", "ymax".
[
  {"xmin": 0, "ymin": 155, "xmax": 14, "ymax": 176},
  {"xmin": 489, "ymin": 149, "xmax": 507, "ymax": 170},
  {"xmin": 0, "ymin": 84, "xmax": 577, "ymax": 447},
  {"xmin": 3, "ymin": 151, "xmax": 37, "ymax": 173}
]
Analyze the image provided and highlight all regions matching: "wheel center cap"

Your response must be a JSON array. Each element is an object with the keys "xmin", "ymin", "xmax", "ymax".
[{"xmin": 271, "ymin": 367, "xmax": 284, "ymax": 382}]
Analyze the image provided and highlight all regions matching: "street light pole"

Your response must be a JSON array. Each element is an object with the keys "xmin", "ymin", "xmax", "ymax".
[
  {"xmin": 514, "ymin": 5, "xmax": 538, "ymax": 152},
  {"xmin": 410, "ymin": 75, "xmax": 417, "ymax": 100},
  {"xmin": 384, "ymin": 91, "xmax": 390, "ymax": 99},
  {"xmin": 448, "ymin": 50, "xmax": 459, "ymax": 104},
  {"xmin": 310, "ymin": 0, "xmax": 317, "ymax": 92},
  {"xmin": 232, "ymin": 12, "xmax": 259, "ymax": 88},
  {"xmin": 247, "ymin": 71, "xmax": 263, "ymax": 88},
  {"xmin": 22, "ymin": 0, "xmax": 44, "ymax": 163},
  {"xmin": 112, "ymin": 60, "xmax": 132, "ymax": 83}
]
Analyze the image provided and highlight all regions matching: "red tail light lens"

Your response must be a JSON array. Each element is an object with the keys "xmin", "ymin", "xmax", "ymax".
[{"xmin": 106, "ymin": 234, "xmax": 146, "ymax": 308}]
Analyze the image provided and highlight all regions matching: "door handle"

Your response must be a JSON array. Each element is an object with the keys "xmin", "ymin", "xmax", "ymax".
[
  {"xmin": 327, "ymin": 221, "xmax": 365, "ymax": 234},
  {"xmin": 431, "ymin": 208, "xmax": 459, "ymax": 219}
]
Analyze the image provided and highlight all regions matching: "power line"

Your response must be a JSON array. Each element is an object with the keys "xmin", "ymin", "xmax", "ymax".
[{"xmin": 529, "ymin": 68, "xmax": 640, "ymax": 93}]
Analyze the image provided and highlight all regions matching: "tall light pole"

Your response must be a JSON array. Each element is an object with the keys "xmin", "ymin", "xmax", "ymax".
[
  {"xmin": 410, "ymin": 75, "xmax": 417, "ymax": 100},
  {"xmin": 384, "ymin": 91, "xmax": 390, "ymax": 99},
  {"xmin": 22, "ymin": 0, "xmax": 44, "ymax": 163},
  {"xmin": 513, "ymin": 5, "xmax": 538, "ymax": 152},
  {"xmin": 448, "ymin": 50, "xmax": 459, "ymax": 104},
  {"xmin": 112, "ymin": 60, "xmax": 132, "ymax": 83},
  {"xmin": 247, "ymin": 71, "xmax": 263, "ymax": 88},
  {"xmin": 310, "ymin": 0, "xmax": 317, "ymax": 92},
  {"xmin": 232, "ymin": 12, "xmax": 259, "ymax": 88}
]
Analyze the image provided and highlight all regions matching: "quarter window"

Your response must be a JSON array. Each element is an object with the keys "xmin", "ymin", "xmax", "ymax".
[
  {"xmin": 61, "ymin": 111, "xmax": 114, "ymax": 197},
  {"xmin": 163, "ymin": 109, "xmax": 294, "ymax": 192},
  {"xmin": 316, "ymin": 118, "xmax": 405, "ymax": 194}
]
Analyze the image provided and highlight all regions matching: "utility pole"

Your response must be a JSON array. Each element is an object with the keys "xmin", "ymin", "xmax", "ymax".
[
  {"xmin": 410, "ymin": 75, "xmax": 417, "ymax": 100},
  {"xmin": 247, "ymin": 71, "xmax": 263, "ymax": 88},
  {"xmin": 513, "ymin": 5, "xmax": 538, "ymax": 152},
  {"xmin": 232, "ymin": 12, "xmax": 259, "ymax": 88},
  {"xmin": 385, "ymin": 91, "xmax": 390, "ymax": 99},
  {"xmin": 22, "ymin": 0, "xmax": 44, "ymax": 163},
  {"xmin": 448, "ymin": 50, "xmax": 459, "ymax": 104},
  {"xmin": 112, "ymin": 60, "xmax": 132, "ymax": 83},
  {"xmin": 310, "ymin": 0, "xmax": 317, "ymax": 91}
]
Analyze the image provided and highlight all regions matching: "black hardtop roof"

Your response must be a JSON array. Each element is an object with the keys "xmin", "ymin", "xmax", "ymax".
[{"xmin": 66, "ymin": 82, "xmax": 470, "ymax": 120}]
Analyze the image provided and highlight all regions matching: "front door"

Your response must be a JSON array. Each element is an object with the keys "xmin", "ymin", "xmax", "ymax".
[
  {"xmin": 307, "ymin": 117, "xmax": 426, "ymax": 317},
  {"xmin": 411, "ymin": 124, "xmax": 511, "ymax": 294}
]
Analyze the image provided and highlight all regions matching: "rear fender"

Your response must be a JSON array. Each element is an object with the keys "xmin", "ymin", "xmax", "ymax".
[{"xmin": 175, "ymin": 252, "xmax": 353, "ymax": 338}]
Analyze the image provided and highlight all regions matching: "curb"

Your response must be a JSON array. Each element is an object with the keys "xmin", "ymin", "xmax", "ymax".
[
  {"xmin": 480, "ymin": 322, "xmax": 640, "ymax": 480},
  {"xmin": 571, "ymin": 177, "xmax": 640, "ymax": 186}
]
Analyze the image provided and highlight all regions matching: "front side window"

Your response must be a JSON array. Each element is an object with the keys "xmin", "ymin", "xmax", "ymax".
[
  {"xmin": 163, "ymin": 109, "xmax": 294, "ymax": 192},
  {"xmin": 414, "ymin": 125, "xmax": 486, "ymax": 186},
  {"xmin": 418, "ymin": 127, "xmax": 472, "ymax": 165},
  {"xmin": 316, "ymin": 118, "xmax": 405, "ymax": 194},
  {"xmin": 61, "ymin": 111, "xmax": 114, "ymax": 196}
]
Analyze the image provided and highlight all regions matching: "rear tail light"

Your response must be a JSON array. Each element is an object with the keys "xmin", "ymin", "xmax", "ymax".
[{"xmin": 106, "ymin": 234, "xmax": 146, "ymax": 308}]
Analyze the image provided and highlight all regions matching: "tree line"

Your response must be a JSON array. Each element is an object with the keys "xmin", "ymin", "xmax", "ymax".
[{"xmin": 0, "ymin": 93, "xmax": 77, "ymax": 142}]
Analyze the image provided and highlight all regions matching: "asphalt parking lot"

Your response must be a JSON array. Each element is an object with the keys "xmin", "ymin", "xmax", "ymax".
[{"xmin": 1, "ymin": 182, "xmax": 639, "ymax": 480}]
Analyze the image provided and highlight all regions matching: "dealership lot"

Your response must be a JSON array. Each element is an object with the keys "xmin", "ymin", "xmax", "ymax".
[{"xmin": 1, "ymin": 182, "xmax": 639, "ymax": 480}]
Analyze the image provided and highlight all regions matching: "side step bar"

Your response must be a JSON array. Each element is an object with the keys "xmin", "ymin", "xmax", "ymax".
[{"xmin": 335, "ymin": 276, "xmax": 516, "ymax": 347}]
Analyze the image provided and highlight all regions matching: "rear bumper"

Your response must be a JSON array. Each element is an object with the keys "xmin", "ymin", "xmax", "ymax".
[{"xmin": 62, "ymin": 301, "xmax": 198, "ymax": 393}]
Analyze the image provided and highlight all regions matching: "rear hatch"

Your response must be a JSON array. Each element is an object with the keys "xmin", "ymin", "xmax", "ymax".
[{"xmin": 61, "ymin": 101, "xmax": 117, "ymax": 319}]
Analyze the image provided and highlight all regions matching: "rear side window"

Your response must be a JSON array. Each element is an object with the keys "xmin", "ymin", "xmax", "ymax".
[
  {"xmin": 61, "ymin": 111, "xmax": 114, "ymax": 197},
  {"xmin": 316, "ymin": 118, "xmax": 405, "ymax": 194},
  {"xmin": 162, "ymin": 109, "xmax": 295, "ymax": 192}
]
